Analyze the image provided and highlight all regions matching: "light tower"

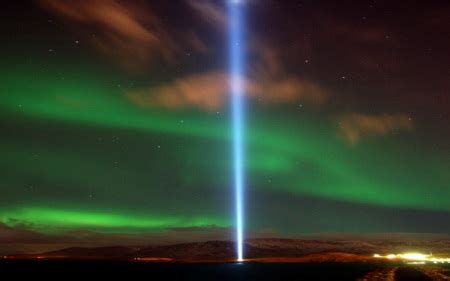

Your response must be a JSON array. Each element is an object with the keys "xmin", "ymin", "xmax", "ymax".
[{"xmin": 228, "ymin": 0, "xmax": 245, "ymax": 262}]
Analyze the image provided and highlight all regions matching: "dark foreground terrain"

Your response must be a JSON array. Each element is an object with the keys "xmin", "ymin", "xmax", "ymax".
[{"xmin": 1, "ymin": 260, "xmax": 449, "ymax": 281}]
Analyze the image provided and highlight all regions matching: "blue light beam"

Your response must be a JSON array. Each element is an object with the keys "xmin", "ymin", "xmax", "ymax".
[{"xmin": 228, "ymin": 0, "xmax": 245, "ymax": 262}]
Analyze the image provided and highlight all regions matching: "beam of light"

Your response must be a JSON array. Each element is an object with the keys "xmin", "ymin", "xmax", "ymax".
[{"xmin": 228, "ymin": 0, "xmax": 245, "ymax": 262}]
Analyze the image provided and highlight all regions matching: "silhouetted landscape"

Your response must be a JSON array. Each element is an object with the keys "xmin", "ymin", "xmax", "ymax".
[
  {"xmin": 5, "ymin": 235, "xmax": 449, "ymax": 261},
  {"xmin": 2, "ymin": 236, "xmax": 450, "ymax": 280}
]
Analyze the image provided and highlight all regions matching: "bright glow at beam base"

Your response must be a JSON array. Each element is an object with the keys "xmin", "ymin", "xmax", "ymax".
[{"xmin": 229, "ymin": 0, "xmax": 245, "ymax": 262}]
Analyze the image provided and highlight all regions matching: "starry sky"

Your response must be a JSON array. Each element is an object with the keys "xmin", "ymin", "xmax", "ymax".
[{"xmin": 1, "ymin": 0, "xmax": 449, "ymax": 253}]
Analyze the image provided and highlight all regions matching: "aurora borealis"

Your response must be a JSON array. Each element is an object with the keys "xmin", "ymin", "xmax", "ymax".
[{"xmin": 1, "ymin": 0, "xmax": 450, "ymax": 253}]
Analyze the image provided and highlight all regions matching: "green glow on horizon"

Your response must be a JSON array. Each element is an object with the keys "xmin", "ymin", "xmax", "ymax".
[{"xmin": 1, "ymin": 207, "xmax": 228, "ymax": 231}]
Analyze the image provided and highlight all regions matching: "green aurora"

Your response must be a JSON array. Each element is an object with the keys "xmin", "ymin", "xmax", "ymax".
[
  {"xmin": 1, "ymin": 0, "xmax": 450, "ymax": 239},
  {"xmin": 1, "ymin": 62, "xmax": 449, "ymax": 233}
]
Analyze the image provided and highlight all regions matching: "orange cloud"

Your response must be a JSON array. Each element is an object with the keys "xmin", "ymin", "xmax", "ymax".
[
  {"xmin": 125, "ymin": 41, "xmax": 329, "ymax": 111},
  {"xmin": 127, "ymin": 71, "xmax": 327, "ymax": 111},
  {"xmin": 257, "ymin": 78, "xmax": 327, "ymax": 104},
  {"xmin": 38, "ymin": 0, "xmax": 178, "ymax": 70},
  {"xmin": 250, "ymin": 44, "xmax": 328, "ymax": 104},
  {"xmin": 188, "ymin": 0, "xmax": 227, "ymax": 29},
  {"xmin": 127, "ymin": 72, "xmax": 229, "ymax": 111},
  {"xmin": 337, "ymin": 113, "xmax": 414, "ymax": 144}
]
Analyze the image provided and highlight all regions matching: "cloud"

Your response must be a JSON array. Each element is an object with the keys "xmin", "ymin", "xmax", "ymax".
[
  {"xmin": 249, "ymin": 43, "xmax": 328, "ymax": 105},
  {"xmin": 38, "ymin": 0, "xmax": 218, "ymax": 70},
  {"xmin": 127, "ymin": 72, "xmax": 229, "ymax": 111},
  {"xmin": 38, "ymin": 0, "xmax": 179, "ymax": 70},
  {"xmin": 127, "ymin": 72, "xmax": 327, "ymax": 111},
  {"xmin": 127, "ymin": 43, "xmax": 328, "ymax": 111},
  {"xmin": 258, "ymin": 78, "xmax": 327, "ymax": 104},
  {"xmin": 187, "ymin": 0, "xmax": 227, "ymax": 29},
  {"xmin": 337, "ymin": 113, "xmax": 414, "ymax": 144},
  {"xmin": 38, "ymin": 1, "xmax": 328, "ymax": 110}
]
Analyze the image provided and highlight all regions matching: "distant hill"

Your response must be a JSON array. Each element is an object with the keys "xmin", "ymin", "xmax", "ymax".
[
  {"xmin": 34, "ymin": 246, "xmax": 137, "ymax": 259},
  {"xmin": 9, "ymin": 236, "xmax": 450, "ymax": 262},
  {"xmin": 34, "ymin": 239, "xmax": 379, "ymax": 261}
]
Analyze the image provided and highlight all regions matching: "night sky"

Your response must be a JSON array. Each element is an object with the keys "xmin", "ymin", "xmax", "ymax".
[{"xmin": 1, "ymin": 0, "xmax": 449, "ymax": 252}]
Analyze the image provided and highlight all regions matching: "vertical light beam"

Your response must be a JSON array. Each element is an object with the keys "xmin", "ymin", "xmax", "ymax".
[{"xmin": 229, "ymin": 0, "xmax": 245, "ymax": 262}]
